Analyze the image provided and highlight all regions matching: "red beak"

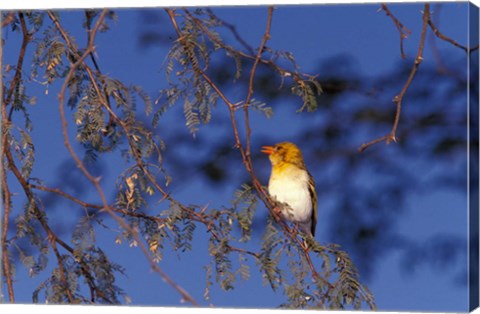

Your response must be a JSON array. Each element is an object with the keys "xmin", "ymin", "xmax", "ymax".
[{"xmin": 261, "ymin": 146, "xmax": 275, "ymax": 155}]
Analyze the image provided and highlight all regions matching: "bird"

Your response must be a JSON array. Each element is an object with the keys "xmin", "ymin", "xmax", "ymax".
[{"xmin": 261, "ymin": 142, "xmax": 317, "ymax": 238}]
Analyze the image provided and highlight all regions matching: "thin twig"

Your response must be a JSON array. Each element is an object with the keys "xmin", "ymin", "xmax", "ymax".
[
  {"xmin": 84, "ymin": 10, "xmax": 115, "ymax": 129},
  {"xmin": 31, "ymin": 182, "xmax": 260, "ymax": 258},
  {"xmin": 236, "ymin": 7, "xmax": 336, "ymax": 297},
  {"xmin": 1, "ymin": 31, "xmax": 15, "ymax": 303},
  {"xmin": 6, "ymin": 12, "xmax": 31, "ymax": 120},
  {"xmin": 49, "ymin": 237, "xmax": 75, "ymax": 302},
  {"xmin": 206, "ymin": 8, "xmax": 255, "ymax": 55},
  {"xmin": 50, "ymin": 10, "xmax": 199, "ymax": 305},
  {"xmin": 185, "ymin": 9, "xmax": 316, "ymax": 83},
  {"xmin": 1, "ymin": 11, "xmax": 33, "ymax": 303},
  {"xmin": 3, "ymin": 128, "xmax": 100, "ymax": 301},
  {"xmin": 427, "ymin": 16, "xmax": 473, "ymax": 53},
  {"xmin": 3, "ymin": 134, "xmax": 96, "ymax": 302},
  {"xmin": 49, "ymin": 10, "xmax": 171, "ymax": 201},
  {"xmin": 1, "ymin": 12, "xmax": 15, "ymax": 28},
  {"xmin": 1, "ymin": 159, "xmax": 15, "ymax": 303},
  {"xmin": 166, "ymin": 8, "xmax": 337, "ymax": 305},
  {"xmin": 31, "ymin": 184, "xmax": 104, "ymax": 209},
  {"xmin": 243, "ymin": 6, "xmax": 274, "ymax": 167},
  {"xmin": 359, "ymin": 4, "xmax": 430, "ymax": 153},
  {"xmin": 57, "ymin": 6, "xmax": 259, "ymax": 277},
  {"xmin": 428, "ymin": 4, "xmax": 449, "ymax": 74},
  {"xmin": 380, "ymin": 3, "xmax": 412, "ymax": 59}
]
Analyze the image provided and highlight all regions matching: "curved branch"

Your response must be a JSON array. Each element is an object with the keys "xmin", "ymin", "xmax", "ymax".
[
  {"xmin": 380, "ymin": 3, "xmax": 412, "ymax": 59},
  {"xmin": 166, "ymin": 7, "xmax": 370, "ymax": 307},
  {"xmin": 1, "ymin": 25, "xmax": 15, "ymax": 303},
  {"xmin": 31, "ymin": 183, "xmax": 260, "ymax": 259},
  {"xmin": 50, "ymin": 10, "xmax": 199, "ymax": 305},
  {"xmin": 3, "ymin": 132, "xmax": 97, "ymax": 302},
  {"xmin": 427, "ymin": 15, "xmax": 476, "ymax": 54},
  {"xmin": 1, "ymin": 157, "xmax": 15, "ymax": 303},
  {"xmin": 243, "ymin": 6, "xmax": 274, "ymax": 165},
  {"xmin": 49, "ymin": 237, "xmax": 75, "ymax": 303},
  {"xmin": 359, "ymin": 4, "xmax": 430, "ymax": 153},
  {"xmin": 5, "ymin": 12, "xmax": 31, "ymax": 120},
  {"xmin": 49, "ymin": 11, "xmax": 171, "ymax": 201},
  {"xmin": 1, "ymin": 11, "xmax": 15, "ymax": 28},
  {"xmin": 185, "ymin": 9, "xmax": 317, "ymax": 82},
  {"xmin": 1, "ymin": 11, "xmax": 33, "ymax": 303}
]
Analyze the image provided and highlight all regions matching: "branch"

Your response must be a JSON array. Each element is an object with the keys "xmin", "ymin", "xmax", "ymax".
[
  {"xmin": 3, "ymin": 129, "xmax": 99, "ymax": 302},
  {"xmin": 228, "ymin": 7, "xmax": 337, "ymax": 300},
  {"xmin": 49, "ymin": 11, "xmax": 171, "ymax": 202},
  {"xmin": 54, "ymin": 10, "xmax": 260, "ymax": 297},
  {"xmin": 165, "ymin": 9, "xmax": 248, "ymax": 167},
  {"xmin": 49, "ymin": 237, "xmax": 75, "ymax": 303},
  {"xmin": 427, "ymin": 15, "xmax": 477, "ymax": 54},
  {"xmin": 5, "ymin": 12, "xmax": 31, "ymax": 120},
  {"xmin": 185, "ymin": 9, "xmax": 317, "ymax": 83},
  {"xmin": 1, "ymin": 158, "xmax": 15, "ymax": 303},
  {"xmin": 205, "ymin": 8, "xmax": 255, "ymax": 55},
  {"xmin": 167, "ymin": 7, "xmax": 343, "ymax": 305},
  {"xmin": 1, "ymin": 11, "xmax": 15, "ymax": 28},
  {"xmin": 243, "ymin": 6, "xmax": 274, "ymax": 164},
  {"xmin": 50, "ymin": 10, "xmax": 199, "ymax": 305},
  {"xmin": 1, "ymin": 39, "xmax": 15, "ymax": 303},
  {"xmin": 359, "ymin": 4, "xmax": 430, "ymax": 153},
  {"xmin": 31, "ymin": 182, "xmax": 260, "ymax": 259},
  {"xmin": 380, "ymin": 3, "xmax": 412, "ymax": 59},
  {"xmin": 1, "ymin": 11, "xmax": 33, "ymax": 303}
]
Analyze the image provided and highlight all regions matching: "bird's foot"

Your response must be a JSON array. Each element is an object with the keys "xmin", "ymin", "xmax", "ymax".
[
  {"xmin": 292, "ymin": 223, "xmax": 300, "ymax": 236},
  {"xmin": 272, "ymin": 205, "xmax": 282, "ymax": 216},
  {"xmin": 302, "ymin": 238, "xmax": 310, "ymax": 251}
]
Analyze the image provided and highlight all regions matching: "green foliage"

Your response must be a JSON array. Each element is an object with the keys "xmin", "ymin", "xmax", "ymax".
[
  {"xmin": 159, "ymin": 26, "xmax": 219, "ymax": 135},
  {"xmin": 32, "ymin": 28, "xmax": 68, "ymax": 84},
  {"xmin": 232, "ymin": 184, "xmax": 258, "ymax": 242},
  {"xmin": 25, "ymin": 11, "xmax": 45, "ymax": 31},
  {"xmin": 32, "ymin": 247, "xmax": 127, "ymax": 304},
  {"xmin": 258, "ymin": 220, "xmax": 284, "ymax": 291},
  {"xmin": 7, "ymin": 126, "xmax": 36, "ymax": 179},
  {"xmin": 291, "ymin": 78, "xmax": 323, "ymax": 112},
  {"xmin": 2, "ymin": 9, "xmax": 373, "ymax": 309}
]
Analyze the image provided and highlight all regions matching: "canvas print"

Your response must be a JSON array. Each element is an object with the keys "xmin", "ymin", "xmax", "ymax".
[{"xmin": 1, "ymin": 1, "xmax": 478, "ymax": 312}]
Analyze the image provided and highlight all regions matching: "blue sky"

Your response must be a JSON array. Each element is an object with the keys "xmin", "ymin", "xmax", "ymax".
[{"xmin": 1, "ymin": 1, "xmax": 477, "ymax": 312}]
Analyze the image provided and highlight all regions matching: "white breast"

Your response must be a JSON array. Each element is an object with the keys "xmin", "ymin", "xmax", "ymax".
[{"xmin": 268, "ymin": 167, "xmax": 312, "ymax": 224}]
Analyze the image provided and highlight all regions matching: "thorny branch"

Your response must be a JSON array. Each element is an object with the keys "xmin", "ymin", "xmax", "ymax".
[
  {"xmin": 205, "ymin": 8, "xmax": 256, "ymax": 55},
  {"xmin": 427, "ymin": 16, "xmax": 479, "ymax": 54},
  {"xmin": 30, "ymin": 183, "xmax": 260, "ymax": 259},
  {"xmin": 243, "ymin": 6, "xmax": 274, "ymax": 169},
  {"xmin": 166, "ymin": 7, "xmax": 341, "ymax": 306},
  {"xmin": 55, "ymin": 11, "xmax": 169, "ymax": 202},
  {"xmin": 359, "ymin": 4, "xmax": 430, "ymax": 153},
  {"xmin": 1, "ymin": 11, "xmax": 32, "ymax": 303},
  {"xmin": 2, "ymin": 11, "xmax": 120, "ymax": 303},
  {"xmin": 49, "ymin": 10, "xmax": 263, "ymax": 305},
  {"xmin": 3, "ymin": 123, "xmax": 101, "ymax": 302},
  {"xmin": 380, "ymin": 3, "xmax": 412, "ymax": 59},
  {"xmin": 51, "ymin": 7, "xmax": 262, "ymax": 303},
  {"xmin": 360, "ymin": 3, "xmax": 476, "ymax": 152},
  {"xmin": 49, "ymin": 237, "xmax": 75, "ymax": 303},
  {"xmin": 1, "ymin": 12, "xmax": 15, "ymax": 28},
  {"xmin": 227, "ymin": 7, "xmax": 338, "ymax": 301},
  {"xmin": 3, "ymin": 4, "xmax": 459, "ymax": 307},
  {"xmin": 48, "ymin": 10, "xmax": 200, "ymax": 306},
  {"xmin": 185, "ymin": 9, "xmax": 317, "ymax": 86},
  {"xmin": 165, "ymin": 8, "xmax": 268, "ymax": 260}
]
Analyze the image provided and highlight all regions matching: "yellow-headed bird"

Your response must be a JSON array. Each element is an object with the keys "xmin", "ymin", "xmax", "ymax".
[{"xmin": 261, "ymin": 142, "xmax": 317, "ymax": 237}]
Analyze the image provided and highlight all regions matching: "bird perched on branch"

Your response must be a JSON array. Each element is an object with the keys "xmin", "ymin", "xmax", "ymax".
[{"xmin": 261, "ymin": 142, "xmax": 317, "ymax": 238}]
